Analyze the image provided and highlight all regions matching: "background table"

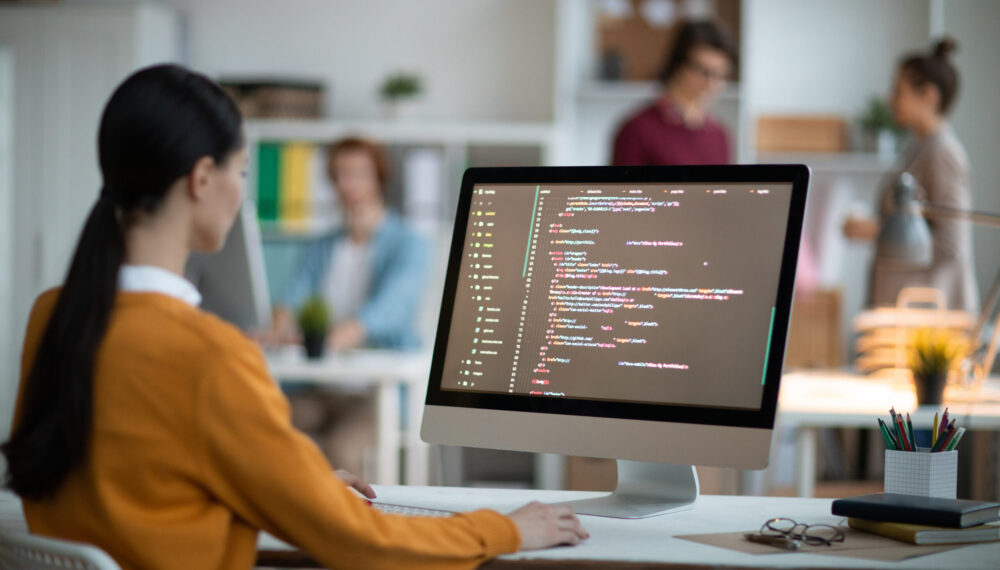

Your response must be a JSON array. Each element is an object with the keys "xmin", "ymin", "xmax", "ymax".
[
  {"xmin": 265, "ymin": 347, "xmax": 432, "ymax": 486},
  {"xmin": 778, "ymin": 371, "xmax": 1000, "ymax": 497}
]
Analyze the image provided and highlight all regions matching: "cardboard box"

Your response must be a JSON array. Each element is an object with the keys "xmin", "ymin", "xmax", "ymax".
[{"xmin": 756, "ymin": 115, "xmax": 847, "ymax": 153}]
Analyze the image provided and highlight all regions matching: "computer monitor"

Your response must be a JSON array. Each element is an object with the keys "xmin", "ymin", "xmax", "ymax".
[
  {"xmin": 422, "ymin": 165, "xmax": 809, "ymax": 518},
  {"xmin": 186, "ymin": 199, "xmax": 271, "ymax": 331}
]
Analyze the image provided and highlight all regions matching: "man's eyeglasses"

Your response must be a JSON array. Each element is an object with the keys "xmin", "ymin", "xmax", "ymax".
[
  {"xmin": 756, "ymin": 517, "xmax": 846, "ymax": 547},
  {"xmin": 684, "ymin": 60, "xmax": 729, "ymax": 82}
]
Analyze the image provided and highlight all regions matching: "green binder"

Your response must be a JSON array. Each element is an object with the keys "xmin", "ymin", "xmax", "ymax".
[{"xmin": 256, "ymin": 142, "xmax": 282, "ymax": 222}]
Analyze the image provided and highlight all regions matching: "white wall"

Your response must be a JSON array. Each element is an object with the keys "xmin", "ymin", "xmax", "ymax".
[
  {"xmin": 743, "ymin": 0, "xmax": 929, "ymax": 123},
  {"xmin": 0, "ymin": 4, "xmax": 182, "ymax": 455},
  {"xmin": 158, "ymin": 0, "xmax": 557, "ymax": 122},
  {"xmin": 945, "ymin": 0, "xmax": 1000, "ymax": 306},
  {"xmin": 0, "ymin": 47, "xmax": 14, "ymax": 452}
]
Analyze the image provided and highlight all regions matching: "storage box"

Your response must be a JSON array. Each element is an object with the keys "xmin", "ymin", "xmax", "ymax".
[
  {"xmin": 220, "ymin": 79, "xmax": 324, "ymax": 119},
  {"xmin": 884, "ymin": 450, "xmax": 957, "ymax": 498},
  {"xmin": 755, "ymin": 115, "xmax": 847, "ymax": 153},
  {"xmin": 784, "ymin": 288, "xmax": 842, "ymax": 368}
]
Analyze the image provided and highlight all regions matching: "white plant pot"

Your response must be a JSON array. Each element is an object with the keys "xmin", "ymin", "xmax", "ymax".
[
  {"xmin": 876, "ymin": 129, "xmax": 897, "ymax": 157},
  {"xmin": 383, "ymin": 99, "xmax": 418, "ymax": 120}
]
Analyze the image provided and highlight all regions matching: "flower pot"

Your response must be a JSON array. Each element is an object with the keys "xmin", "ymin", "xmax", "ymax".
[
  {"xmin": 862, "ymin": 128, "xmax": 897, "ymax": 156},
  {"xmin": 382, "ymin": 99, "xmax": 417, "ymax": 120},
  {"xmin": 876, "ymin": 129, "xmax": 897, "ymax": 157},
  {"xmin": 913, "ymin": 371, "xmax": 947, "ymax": 406},
  {"xmin": 303, "ymin": 332, "xmax": 326, "ymax": 360}
]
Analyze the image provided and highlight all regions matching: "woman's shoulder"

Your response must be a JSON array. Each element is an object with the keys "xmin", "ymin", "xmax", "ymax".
[
  {"xmin": 22, "ymin": 288, "xmax": 63, "ymax": 352},
  {"xmin": 28, "ymin": 288, "xmax": 61, "ymax": 321},
  {"xmin": 923, "ymin": 127, "xmax": 970, "ymax": 170},
  {"xmin": 115, "ymin": 292, "xmax": 258, "ymax": 358}
]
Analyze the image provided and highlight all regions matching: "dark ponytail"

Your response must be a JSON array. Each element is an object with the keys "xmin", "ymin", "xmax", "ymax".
[
  {"xmin": 900, "ymin": 37, "xmax": 960, "ymax": 114},
  {"xmin": 1, "ymin": 64, "xmax": 243, "ymax": 500}
]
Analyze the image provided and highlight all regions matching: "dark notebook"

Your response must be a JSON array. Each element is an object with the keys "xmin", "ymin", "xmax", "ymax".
[{"xmin": 832, "ymin": 493, "xmax": 1000, "ymax": 528}]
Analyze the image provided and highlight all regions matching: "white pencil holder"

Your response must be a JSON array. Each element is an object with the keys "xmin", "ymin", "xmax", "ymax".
[{"xmin": 884, "ymin": 449, "xmax": 957, "ymax": 498}]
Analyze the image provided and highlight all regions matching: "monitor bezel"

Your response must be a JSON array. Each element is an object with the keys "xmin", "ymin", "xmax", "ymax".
[{"xmin": 425, "ymin": 165, "xmax": 809, "ymax": 430}]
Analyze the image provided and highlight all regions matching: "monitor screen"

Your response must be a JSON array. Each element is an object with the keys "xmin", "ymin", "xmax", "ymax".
[
  {"xmin": 425, "ymin": 165, "xmax": 807, "ymax": 432},
  {"xmin": 186, "ymin": 200, "xmax": 271, "ymax": 331}
]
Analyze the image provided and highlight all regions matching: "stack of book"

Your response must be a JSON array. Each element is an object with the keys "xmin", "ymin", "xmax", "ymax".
[
  {"xmin": 256, "ymin": 142, "xmax": 337, "ymax": 232},
  {"xmin": 832, "ymin": 493, "xmax": 1000, "ymax": 545}
]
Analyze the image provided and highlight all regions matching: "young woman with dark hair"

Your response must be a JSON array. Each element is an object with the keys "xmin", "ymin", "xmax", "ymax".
[
  {"xmin": 844, "ymin": 38, "xmax": 978, "ymax": 313},
  {"xmin": 612, "ymin": 20, "xmax": 736, "ymax": 166},
  {"xmin": 2, "ymin": 64, "xmax": 585, "ymax": 569}
]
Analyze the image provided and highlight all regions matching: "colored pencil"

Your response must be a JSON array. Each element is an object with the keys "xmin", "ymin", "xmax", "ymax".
[
  {"xmin": 896, "ymin": 415, "xmax": 911, "ymax": 451},
  {"xmin": 884, "ymin": 417, "xmax": 900, "ymax": 449},
  {"xmin": 937, "ymin": 424, "xmax": 958, "ymax": 452},
  {"xmin": 932, "ymin": 419, "xmax": 956, "ymax": 452},
  {"xmin": 945, "ymin": 427, "xmax": 966, "ymax": 451},
  {"xmin": 877, "ymin": 418, "xmax": 896, "ymax": 450}
]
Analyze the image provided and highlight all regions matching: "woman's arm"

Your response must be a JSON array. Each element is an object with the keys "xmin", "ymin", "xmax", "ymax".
[
  {"xmin": 924, "ymin": 147, "xmax": 971, "ymax": 266},
  {"xmin": 195, "ymin": 344, "xmax": 523, "ymax": 570},
  {"xmin": 842, "ymin": 216, "xmax": 880, "ymax": 241}
]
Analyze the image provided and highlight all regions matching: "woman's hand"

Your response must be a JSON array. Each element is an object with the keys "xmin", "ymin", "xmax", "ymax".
[
  {"xmin": 327, "ymin": 319, "xmax": 366, "ymax": 351},
  {"xmin": 507, "ymin": 502, "xmax": 589, "ymax": 550},
  {"xmin": 842, "ymin": 216, "xmax": 879, "ymax": 241},
  {"xmin": 255, "ymin": 306, "xmax": 301, "ymax": 347},
  {"xmin": 335, "ymin": 469, "xmax": 376, "ymax": 499}
]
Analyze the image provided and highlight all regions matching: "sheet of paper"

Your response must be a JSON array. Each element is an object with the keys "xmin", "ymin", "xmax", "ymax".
[{"xmin": 675, "ymin": 527, "xmax": 961, "ymax": 562}]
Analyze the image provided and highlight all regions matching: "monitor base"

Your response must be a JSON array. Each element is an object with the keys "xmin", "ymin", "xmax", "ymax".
[{"xmin": 557, "ymin": 460, "xmax": 699, "ymax": 518}]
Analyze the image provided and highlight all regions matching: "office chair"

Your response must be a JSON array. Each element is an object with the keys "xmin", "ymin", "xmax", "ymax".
[{"xmin": 0, "ymin": 531, "xmax": 120, "ymax": 570}]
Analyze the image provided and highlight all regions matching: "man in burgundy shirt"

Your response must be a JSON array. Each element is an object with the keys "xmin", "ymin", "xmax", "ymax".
[{"xmin": 612, "ymin": 21, "xmax": 735, "ymax": 166}]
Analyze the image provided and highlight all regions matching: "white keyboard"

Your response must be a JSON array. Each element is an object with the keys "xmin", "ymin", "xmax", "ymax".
[{"xmin": 371, "ymin": 502, "xmax": 454, "ymax": 517}]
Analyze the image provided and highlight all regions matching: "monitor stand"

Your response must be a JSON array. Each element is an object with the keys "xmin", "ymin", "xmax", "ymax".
[{"xmin": 557, "ymin": 460, "xmax": 699, "ymax": 519}]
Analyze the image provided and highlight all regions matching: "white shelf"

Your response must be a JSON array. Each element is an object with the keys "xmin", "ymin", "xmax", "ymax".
[
  {"xmin": 258, "ymin": 220, "xmax": 339, "ymax": 241},
  {"xmin": 244, "ymin": 119, "xmax": 558, "ymax": 147},
  {"xmin": 576, "ymin": 81, "xmax": 741, "ymax": 103},
  {"xmin": 755, "ymin": 151, "xmax": 898, "ymax": 174}
]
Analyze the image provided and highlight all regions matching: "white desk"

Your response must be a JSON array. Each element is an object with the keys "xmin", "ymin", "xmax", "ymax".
[
  {"xmin": 254, "ymin": 485, "xmax": 1000, "ymax": 568},
  {"xmin": 4, "ymin": 486, "xmax": 997, "ymax": 568},
  {"xmin": 265, "ymin": 347, "xmax": 432, "ymax": 486},
  {"xmin": 778, "ymin": 371, "xmax": 1000, "ymax": 497}
]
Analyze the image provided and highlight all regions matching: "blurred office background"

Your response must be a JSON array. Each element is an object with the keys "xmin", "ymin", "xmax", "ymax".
[{"xmin": 1, "ymin": 0, "xmax": 999, "ymax": 498}]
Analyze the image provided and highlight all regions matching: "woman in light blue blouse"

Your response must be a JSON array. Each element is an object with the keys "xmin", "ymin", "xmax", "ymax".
[{"xmin": 275, "ymin": 137, "xmax": 428, "ymax": 350}]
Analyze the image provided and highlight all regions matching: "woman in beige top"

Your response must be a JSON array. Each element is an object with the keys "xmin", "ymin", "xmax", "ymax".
[{"xmin": 844, "ymin": 38, "xmax": 978, "ymax": 314}]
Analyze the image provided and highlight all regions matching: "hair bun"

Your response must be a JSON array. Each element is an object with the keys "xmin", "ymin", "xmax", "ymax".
[{"xmin": 932, "ymin": 37, "xmax": 958, "ymax": 59}]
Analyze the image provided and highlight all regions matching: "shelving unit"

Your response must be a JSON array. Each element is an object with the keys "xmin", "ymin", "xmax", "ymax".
[
  {"xmin": 757, "ymin": 151, "xmax": 899, "ymax": 175},
  {"xmin": 576, "ymin": 81, "xmax": 741, "ymax": 103},
  {"xmin": 242, "ymin": 119, "xmax": 559, "ymax": 305},
  {"xmin": 243, "ymin": 119, "xmax": 558, "ymax": 237}
]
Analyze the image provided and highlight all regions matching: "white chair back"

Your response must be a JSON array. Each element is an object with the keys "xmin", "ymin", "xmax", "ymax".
[{"xmin": 0, "ymin": 531, "xmax": 120, "ymax": 570}]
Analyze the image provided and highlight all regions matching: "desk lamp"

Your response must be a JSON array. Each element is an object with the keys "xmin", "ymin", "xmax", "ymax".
[{"xmin": 877, "ymin": 171, "xmax": 1000, "ymax": 385}]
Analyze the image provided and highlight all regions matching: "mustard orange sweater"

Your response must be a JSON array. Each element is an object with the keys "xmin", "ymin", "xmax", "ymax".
[{"xmin": 15, "ymin": 290, "xmax": 520, "ymax": 569}]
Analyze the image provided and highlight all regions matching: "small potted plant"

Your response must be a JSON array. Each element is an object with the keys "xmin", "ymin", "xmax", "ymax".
[
  {"xmin": 859, "ymin": 96, "xmax": 901, "ymax": 157},
  {"xmin": 379, "ymin": 72, "xmax": 423, "ymax": 119},
  {"xmin": 297, "ymin": 295, "xmax": 330, "ymax": 360},
  {"xmin": 908, "ymin": 328, "xmax": 967, "ymax": 406}
]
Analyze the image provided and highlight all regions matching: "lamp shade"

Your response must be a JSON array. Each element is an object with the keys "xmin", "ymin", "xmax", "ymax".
[{"xmin": 876, "ymin": 172, "xmax": 933, "ymax": 267}]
